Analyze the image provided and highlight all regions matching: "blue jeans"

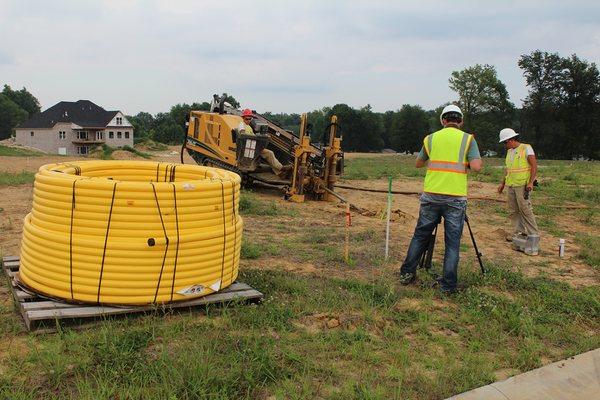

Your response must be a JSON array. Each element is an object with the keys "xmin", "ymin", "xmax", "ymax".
[{"xmin": 400, "ymin": 198, "xmax": 467, "ymax": 291}]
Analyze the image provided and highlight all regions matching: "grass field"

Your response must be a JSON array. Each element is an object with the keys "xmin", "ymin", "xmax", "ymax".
[
  {"xmin": 0, "ymin": 171, "xmax": 35, "ymax": 186},
  {"xmin": 0, "ymin": 155, "xmax": 598, "ymax": 399},
  {"xmin": 0, "ymin": 144, "xmax": 43, "ymax": 157}
]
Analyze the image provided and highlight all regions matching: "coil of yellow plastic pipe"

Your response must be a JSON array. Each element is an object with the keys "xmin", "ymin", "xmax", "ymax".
[{"xmin": 18, "ymin": 160, "xmax": 243, "ymax": 305}]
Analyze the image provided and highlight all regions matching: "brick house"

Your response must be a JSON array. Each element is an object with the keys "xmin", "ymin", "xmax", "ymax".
[{"xmin": 15, "ymin": 100, "xmax": 134, "ymax": 155}]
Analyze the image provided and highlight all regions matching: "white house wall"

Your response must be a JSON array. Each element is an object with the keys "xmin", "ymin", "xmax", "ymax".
[
  {"xmin": 106, "ymin": 111, "xmax": 134, "ymax": 147},
  {"xmin": 15, "ymin": 122, "xmax": 77, "ymax": 154}
]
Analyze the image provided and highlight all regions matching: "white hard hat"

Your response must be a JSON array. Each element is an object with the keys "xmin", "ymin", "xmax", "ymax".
[
  {"xmin": 499, "ymin": 128, "xmax": 519, "ymax": 143},
  {"xmin": 440, "ymin": 104, "xmax": 463, "ymax": 124}
]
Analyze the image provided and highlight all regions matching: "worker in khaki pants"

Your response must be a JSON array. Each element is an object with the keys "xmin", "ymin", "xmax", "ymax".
[
  {"xmin": 240, "ymin": 108, "xmax": 285, "ymax": 176},
  {"xmin": 497, "ymin": 128, "xmax": 539, "ymax": 244}
]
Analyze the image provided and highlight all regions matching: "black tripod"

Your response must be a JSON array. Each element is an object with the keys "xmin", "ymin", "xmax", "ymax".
[{"xmin": 418, "ymin": 214, "xmax": 485, "ymax": 275}]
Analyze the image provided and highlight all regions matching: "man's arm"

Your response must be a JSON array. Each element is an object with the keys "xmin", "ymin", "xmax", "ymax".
[
  {"xmin": 469, "ymin": 158, "xmax": 482, "ymax": 172},
  {"xmin": 498, "ymin": 170, "xmax": 507, "ymax": 194},
  {"xmin": 526, "ymin": 154, "xmax": 537, "ymax": 191},
  {"xmin": 466, "ymin": 137, "xmax": 482, "ymax": 172},
  {"xmin": 415, "ymin": 146, "xmax": 428, "ymax": 168}
]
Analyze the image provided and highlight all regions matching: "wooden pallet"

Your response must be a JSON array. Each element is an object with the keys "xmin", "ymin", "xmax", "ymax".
[{"xmin": 1, "ymin": 256, "xmax": 263, "ymax": 331}]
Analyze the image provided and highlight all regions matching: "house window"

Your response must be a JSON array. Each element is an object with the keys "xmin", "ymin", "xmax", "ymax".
[
  {"xmin": 59, "ymin": 131, "xmax": 66, "ymax": 139},
  {"xmin": 76, "ymin": 146, "xmax": 88, "ymax": 155},
  {"xmin": 96, "ymin": 131, "xmax": 103, "ymax": 140},
  {"xmin": 109, "ymin": 131, "xmax": 114, "ymax": 139},
  {"xmin": 125, "ymin": 132, "xmax": 130, "ymax": 139},
  {"xmin": 117, "ymin": 131, "xmax": 122, "ymax": 139},
  {"xmin": 30, "ymin": 131, "xmax": 34, "ymax": 137},
  {"xmin": 77, "ymin": 131, "xmax": 87, "ymax": 140},
  {"xmin": 116, "ymin": 117, "xmax": 122, "ymax": 125}
]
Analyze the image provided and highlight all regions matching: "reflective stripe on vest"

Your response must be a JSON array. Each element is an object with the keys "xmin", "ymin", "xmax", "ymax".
[
  {"xmin": 505, "ymin": 143, "xmax": 531, "ymax": 187},
  {"xmin": 423, "ymin": 128, "xmax": 472, "ymax": 196}
]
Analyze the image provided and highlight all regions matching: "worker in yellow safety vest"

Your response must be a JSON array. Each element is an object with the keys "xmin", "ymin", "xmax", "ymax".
[
  {"xmin": 399, "ymin": 105, "xmax": 482, "ymax": 294},
  {"xmin": 497, "ymin": 128, "xmax": 539, "ymax": 242}
]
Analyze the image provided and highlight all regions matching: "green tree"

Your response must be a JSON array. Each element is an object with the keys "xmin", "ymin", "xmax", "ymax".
[
  {"xmin": 128, "ymin": 112, "xmax": 155, "ymax": 141},
  {"xmin": 562, "ymin": 54, "xmax": 600, "ymax": 159},
  {"xmin": 152, "ymin": 112, "xmax": 183, "ymax": 144},
  {"xmin": 224, "ymin": 95, "xmax": 240, "ymax": 109},
  {"xmin": 519, "ymin": 51, "xmax": 600, "ymax": 159},
  {"xmin": 327, "ymin": 104, "xmax": 383, "ymax": 152},
  {"xmin": 389, "ymin": 105, "xmax": 431, "ymax": 153},
  {"xmin": 2, "ymin": 85, "xmax": 41, "ymax": 117},
  {"xmin": 449, "ymin": 64, "xmax": 515, "ymax": 151},
  {"xmin": 262, "ymin": 112, "xmax": 301, "ymax": 135},
  {"xmin": 518, "ymin": 51, "xmax": 566, "ymax": 157},
  {"xmin": 0, "ymin": 94, "xmax": 28, "ymax": 140}
]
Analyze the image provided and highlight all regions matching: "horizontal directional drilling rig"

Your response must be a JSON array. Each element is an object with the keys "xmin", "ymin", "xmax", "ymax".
[{"xmin": 182, "ymin": 94, "xmax": 343, "ymax": 202}]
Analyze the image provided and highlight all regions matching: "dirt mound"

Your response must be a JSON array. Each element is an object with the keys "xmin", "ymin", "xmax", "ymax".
[{"xmin": 111, "ymin": 150, "xmax": 145, "ymax": 160}]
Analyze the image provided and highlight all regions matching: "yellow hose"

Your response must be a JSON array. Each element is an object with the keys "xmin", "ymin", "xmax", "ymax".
[{"xmin": 18, "ymin": 160, "xmax": 243, "ymax": 305}]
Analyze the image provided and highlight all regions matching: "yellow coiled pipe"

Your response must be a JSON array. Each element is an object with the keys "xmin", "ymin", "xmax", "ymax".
[{"xmin": 18, "ymin": 160, "xmax": 243, "ymax": 305}]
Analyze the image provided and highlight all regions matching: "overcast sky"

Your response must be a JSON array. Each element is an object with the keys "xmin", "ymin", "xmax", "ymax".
[{"xmin": 1, "ymin": 0, "xmax": 599, "ymax": 115}]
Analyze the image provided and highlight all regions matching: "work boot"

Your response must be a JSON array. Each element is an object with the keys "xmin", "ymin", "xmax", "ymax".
[
  {"xmin": 439, "ymin": 287, "xmax": 458, "ymax": 296},
  {"xmin": 399, "ymin": 272, "xmax": 416, "ymax": 285}
]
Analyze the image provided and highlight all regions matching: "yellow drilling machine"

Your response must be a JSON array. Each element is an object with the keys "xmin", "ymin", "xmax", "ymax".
[{"xmin": 181, "ymin": 94, "xmax": 343, "ymax": 202}]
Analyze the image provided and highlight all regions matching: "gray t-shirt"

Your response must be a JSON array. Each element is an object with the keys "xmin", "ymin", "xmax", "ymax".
[{"xmin": 417, "ymin": 136, "xmax": 481, "ymax": 202}]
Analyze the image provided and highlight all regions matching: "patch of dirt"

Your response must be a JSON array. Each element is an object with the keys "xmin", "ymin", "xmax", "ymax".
[
  {"xmin": 494, "ymin": 368, "xmax": 520, "ymax": 381},
  {"xmin": 110, "ymin": 150, "xmax": 144, "ymax": 160},
  {"xmin": 293, "ymin": 312, "xmax": 392, "ymax": 336},
  {"xmin": 0, "ymin": 337, "xmax": 29, "ymax": 375},
  {"xmin": 0, "ymin": 184, "xmax": 34, "ymax": 256},
  {"xmin": 0, "ymin": 155, "xmax": 82, "ymax": 173}
]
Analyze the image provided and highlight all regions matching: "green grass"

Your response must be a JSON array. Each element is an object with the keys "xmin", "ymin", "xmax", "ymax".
[
  {"xmin": 0, "ymin": 144, "xmax": 43, "ymax": 157},
  {"xmin": 345, "ymin": 156, "xmax": 600, "ymax": 208},
  {"xmin": 99, "ymin": 144, "xmax": 115, "ymax": 159},
  {"xmin": 239, "ymin": 191, "xmax": 297, "ymax": 217},
  {"xmin": 133, "ymin": 138, "xmax": 169, "ymax": 151},
  {"xmin": 344, "ymin": 156, "xmax": 425, "ymax": 180},
  {"xmin": 1, "ymin": 265, "xmax": 597, "ymax": 399},
  {"xmin": 0, "ymin": 171, "xmax": 35, "ymax": 185},
  {"xmin": 575, "ymin": 233, "xmax": 600, "ymax": 270},
  {"xmin": 241, "ymin": 241, "xmax": 262, "ymax": 259},
  {"xmin": 122, "ymin": 145, "xmax": 152, "ymax": 159}
]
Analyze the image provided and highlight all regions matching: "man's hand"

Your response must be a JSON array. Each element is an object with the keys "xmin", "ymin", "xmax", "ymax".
[
  {"xmin": 415, "ymin": 158, "xmax": 426, "ymax": 168},
  {"xmin": 526, "ymin": 182, "xmax": 534, "ymax": 192},
  {"xmin": 497, "ymin": 182, "xmax": 505, "ymax": 194}
]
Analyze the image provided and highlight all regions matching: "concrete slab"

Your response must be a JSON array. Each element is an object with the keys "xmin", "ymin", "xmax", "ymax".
[{"xmin": 447, "ymin": 348, "xmax": 600, "ymax": 400}]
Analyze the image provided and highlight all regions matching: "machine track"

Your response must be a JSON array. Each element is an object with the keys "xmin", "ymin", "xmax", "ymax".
[{"xmin": 186, "ymin": 149, "xmax": 286, "ymax": 186}]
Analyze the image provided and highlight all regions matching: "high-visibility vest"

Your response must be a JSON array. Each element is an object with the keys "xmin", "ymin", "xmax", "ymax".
[
  {"xmin": 243, "ymin": 123, "xmax": 255, "ymax": 135},
  {"xmin": 505, "ymin": 143, "xmax": 531, "ymax": 187},
  {"xmin": 423, "ymin": 127, "xmax": 473, "ymax": 196}
]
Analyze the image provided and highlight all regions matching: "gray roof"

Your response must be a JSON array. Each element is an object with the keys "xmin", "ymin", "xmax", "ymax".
[{"xmin": 18, "ymin": 100, "xmax": 119, "ymax": 129}]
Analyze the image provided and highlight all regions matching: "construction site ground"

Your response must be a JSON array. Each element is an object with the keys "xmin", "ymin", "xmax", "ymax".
[{"xmin": 0, "ymin": 145, "xmax": 598, "ymax": 399}]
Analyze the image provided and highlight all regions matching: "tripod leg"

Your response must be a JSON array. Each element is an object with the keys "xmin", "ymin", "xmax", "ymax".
[
  {"xmin": 424, "ymin": 225, "xmax": 437, "ymax": 270},
  {"xmin": 418, "ymin": 225, "xmax": 437, "ymax": 271},
  {"xmin": 465, "ymin": 214, "xmax": 485, "ymax": 275}
]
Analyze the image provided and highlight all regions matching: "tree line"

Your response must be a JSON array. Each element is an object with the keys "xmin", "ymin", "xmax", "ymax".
[
  {"xmin": 0, "ymin": 85, "xmax": 41, "ymax": 139},
  {"xmin": 1, "ymin": 50, "xmax": 598, "ymax": 159}
]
